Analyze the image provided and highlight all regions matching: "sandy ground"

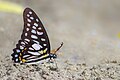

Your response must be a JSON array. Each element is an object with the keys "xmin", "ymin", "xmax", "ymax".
[{"xmin": 0, "ymin": 0, "xmax": 120, "ymax": 80}]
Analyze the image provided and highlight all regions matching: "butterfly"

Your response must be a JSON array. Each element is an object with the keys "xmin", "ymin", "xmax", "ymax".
[{"xmin": 11, "ymin": 8, "xmax": 63, "ymax": 64}]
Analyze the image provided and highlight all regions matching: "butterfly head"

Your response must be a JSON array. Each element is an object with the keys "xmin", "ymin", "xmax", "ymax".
[
  {"xmin": 49, "ymin": 53, "xmax": 57, "ymax": 59},
  {"xmin": 50, "ymin": 42, "xmax": 63, "ymax": 59}
]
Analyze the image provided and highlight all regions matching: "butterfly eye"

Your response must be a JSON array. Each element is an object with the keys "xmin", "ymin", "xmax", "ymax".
[{"xmin": 49, "ymin": 54, "xmax": 57, "ymax": 59}]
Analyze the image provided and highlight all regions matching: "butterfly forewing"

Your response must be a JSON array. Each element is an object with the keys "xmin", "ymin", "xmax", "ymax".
[
  {"xmin": 12, "ymin": 8, "xmax": 51, "ymax": 63},
  {"xmin": 22, "ymin": 8, "xmax": 50, "ymax": 52}
]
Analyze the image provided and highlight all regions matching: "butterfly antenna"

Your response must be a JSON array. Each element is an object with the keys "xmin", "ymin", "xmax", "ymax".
[{"xmin": 54, "ymin": 42, "xmax": 63, "ymax": 54}]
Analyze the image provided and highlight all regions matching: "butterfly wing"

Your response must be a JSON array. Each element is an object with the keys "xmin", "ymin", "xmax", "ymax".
[
  {"xmin": 22, "ymin": 8, "xmax": 50, "ymax": 53},
  {"xmin": 11, "ymin": 8, "xmax": 51, "ymax": 63}
]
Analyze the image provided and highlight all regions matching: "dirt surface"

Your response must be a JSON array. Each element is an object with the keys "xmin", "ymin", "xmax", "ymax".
[{"xmin": 0, "ymin": 0, "xmax": 120, "ymax": 80}]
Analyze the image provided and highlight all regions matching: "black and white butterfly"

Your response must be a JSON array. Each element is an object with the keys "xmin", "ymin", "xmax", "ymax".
[{"xmin": 11, "ymin": 8, "xmax": 63, "ymax": 64}]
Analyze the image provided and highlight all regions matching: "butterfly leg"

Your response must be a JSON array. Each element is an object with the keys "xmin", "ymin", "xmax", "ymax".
[{"xmin": 46, "ymin": 58, "xmax": 58, "ymax": 70}]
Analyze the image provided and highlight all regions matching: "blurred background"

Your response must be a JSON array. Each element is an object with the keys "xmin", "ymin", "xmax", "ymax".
[{"xmin": 0, "ymin": 0, "xmax": 120, "ymax": 65}]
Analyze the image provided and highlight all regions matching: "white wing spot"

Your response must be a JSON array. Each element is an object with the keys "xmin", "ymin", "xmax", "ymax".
[
  {"xmin": 30, "ymin": 17, "xmax": 34, "ymax": 20},
  {"xmin": 32, "ymin": 26, "xmax": 36, "ymax": 29},
  {"xmin": 41, "ymin": 38, "xmax": 45, "ymax": 41},
  {"xmin": 31, "ymin": 35, "xmax": 38, "ymax": 39},
  {"xmin": 21, "ymin": 42, "xmax": 25, "ymax": 45},
  {"xmin": 34, "ymin": 23, "xmax": 38, "ymax": 27},
  {"xmin": 27, "ymin": 14, "xmax": 30, "ymax": 17},
  {"xmin": 31, "ymin": 30, "xmax": 36, "ymax": 34},
  {"xmin": 29, "ymin": 47, "xmax": 34, "ymax": 50},
  {"xmin": 32, "ymin": 44, "xmax": 41, "ymax": 50},
  {"xmin": 43, "ymin": 44, "xmax": 47, "ymax": 46},
  {"xmin": 20, "ymin": 46, "xmax": 24, "ymax": 49},
  {"xmin": 38, "ymin": 27, "xmax": 42, "ymax": 30},
  {"xmin": 23, "ymin": 55, "xmax": 30, "ymax": 58},
  {"xmin": 29, "ymin": 11, "xmax": 32, "ymax": 14},
  {"xmin": 27, "ymin": 23, "xmax": 30, "ymax": 27},
  {"xmin": 33, "ymin": 40, "xmax": 39, "ymax": 44},
  {"xmin": 15, "ymin": 54, "xmax": 18, "ymax": 57},
  {"xmin": 25, "ymin": 33, "xmax": 27, "ymax": 36},
  {"xmin": 37, "ymin": 31, "xmax": 43, "ymax": 35},
  {"xmin": 27, "ymin": 19, "xmax": 31, "ymax": 22},
  {"xmin": 16, "ymin": 49, "xmax": 20, "ymax": 53},
  {"xmin": 16, "ymin": 59, "xmax": 18, "ymax": 61},
  {"xmin": 26, "ymin": 28, "xmax": 29, "ymax": 31},
  {"xmin": 24, "ymin": 41, "xmax": 28, "ymax": 44},
  {"xmin": 36, "ymin": 19, "xmax": 39, "ymax": 22},
  {"xmin": 28, "ymin": 51, "xmax": 40, "ymax": 55},
  {"xmin": 25, "ymin": 39, "xmax": 30, "ymax": 42}
]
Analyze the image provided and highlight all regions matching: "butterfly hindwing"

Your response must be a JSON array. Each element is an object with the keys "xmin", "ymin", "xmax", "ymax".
[{"xmin": 12, "ymin": 8, "xmax": 51, "ymax": 63}]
